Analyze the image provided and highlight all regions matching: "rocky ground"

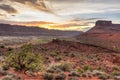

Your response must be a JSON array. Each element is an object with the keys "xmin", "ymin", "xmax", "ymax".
[{"xmin": 0, "ymin": 39, "xmax": 120, "ymax": 80}]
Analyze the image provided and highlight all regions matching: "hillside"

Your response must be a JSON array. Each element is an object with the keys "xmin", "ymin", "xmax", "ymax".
[
  {"xmin": 0, "ymin": 24, "xmax": 81, "ymax": 37},
  {"xmin": 77, "ymin": 20, "xmax": 120, "ymax": 52},
  {"xmin": 0, "ymin": 39, "xmax": 120, "ymax": 80}
]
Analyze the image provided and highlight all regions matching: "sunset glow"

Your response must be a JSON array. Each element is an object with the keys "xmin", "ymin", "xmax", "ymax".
[{"xmin": 0, "ymin": 0, "xmax": 120, "ymax": 31}]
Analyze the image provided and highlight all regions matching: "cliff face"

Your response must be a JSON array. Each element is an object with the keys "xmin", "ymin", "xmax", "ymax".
[
  {"xmin": 0, "ymin": 24, "xmax": 81, "ymax": 36},
  {"xmin": 87, "ymin": 20, "xmax": 120, "ymax": 33},
  {"xmin": 95, "ymin": 20, "xmax": 112, "ymax": 26},
  {"xmin": 77, "ymin": 20, "xmax": 120, "ymax": 52}
]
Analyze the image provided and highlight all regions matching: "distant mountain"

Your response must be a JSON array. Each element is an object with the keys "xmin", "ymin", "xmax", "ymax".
[
  {"xmin": 0, "ymin": 24, "xmax": 82, "ymax": 37},
  {"xmin": 77, "ymin": 20, "xmax": 120, "ymax": 52}
]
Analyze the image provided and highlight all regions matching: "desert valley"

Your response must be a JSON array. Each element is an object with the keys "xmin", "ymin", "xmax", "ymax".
[{"xmin": 0, "ymin": 20, "xmax": 120, "ymax": 80}]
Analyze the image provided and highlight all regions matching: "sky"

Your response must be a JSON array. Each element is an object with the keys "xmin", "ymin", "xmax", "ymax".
[{"xmin": 0, "ymin": 0, "xmax": 120, "ymax": 31}]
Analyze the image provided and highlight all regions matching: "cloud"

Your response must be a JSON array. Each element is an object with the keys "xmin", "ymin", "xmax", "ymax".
[
  {"xmin": 0, "ymin": 0, "xmax": 120, "ymax": 31},
  {"xmin": 53, "ymin": 0, "xmax": 120, "ymax": 3},
  {"xmin": 0, "ymin": 14, "xmax": 6, "ymax": 19},
  {"xmin": 12, "ymin": 0, "xmax": 52, "ymax": 12},
  {"xmin": 0, "ymin": 4, "xmax": 17, "ymax": 14}
]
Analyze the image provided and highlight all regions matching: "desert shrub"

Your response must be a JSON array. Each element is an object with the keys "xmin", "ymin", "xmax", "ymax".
[
  {"xmin": 76, "ymin": 68, "xmax": 84, "ymax": 73},
  {"xmin": 111, "ymin": 71, "xmax": 120, "ymax": 76},
  {"xmin": 0, "ymin": 70, "xmax": 8, "ymax": 76},
  {"xmin": 47, "ymin": 68, "xmax": 55, "ymax": 73},
  {"xmin": 98, "ymin": 74, "xmax": 109, "ymax": 80},
  {"xmin": 88, "ymin": 74, "xmax": 92, "ymax": 78},
  {"xmin": 83, "ymin": 65, "xmax": 93, "ymax": 71},
  {"xmin": 55, "ymin": 72, "xmax": 66, "ymax": 80},
  {"xmin": 5, "ymin": 44, "xmax": 44, "ymax": 72},
  {"xmin": 68, "ymin": 71, "xmax": 80, "ymax": 77},
  {"xmin": 7, "ymin": 73, "xmax": 22, "ymax": 80},
  {"xmin": 81, "ymin": 73, "xmax": 87, "ymax": 77},
  {"xmin": 50, "ymin": 52, "xmax": 57, "ymax": 57},
  {"xmin": 92, "ymin": 70, "xmax": 105, "ymax": 76},
  {"xmin": 2, "ymin": 76, "xmax": 13, "ymax": 80},
  {"xmin": 68, "ymin": 77, "xmax": 78, "ymax": 80},
  {"xmin": 55, "ymin": 56, "xmax": 62, "ymax": 61},
  {"xmin": 2, "ymin": 75, "xmax": 22, "ymax": 80},
  {"xmin": 70, "ymin": 53, "xmax": 76, "ymax": 58},
  {"xmin": 43, "ymin": 73, "xmax": 54, "ymax": 80},
  {"xmin": 97, "ymin": 66, "xmax": 103, "ymax": 71},
  {"xmin": 2, "ymin": 66, "xmax": 9, "ymax": 71},
  {"xmin": 58, "ymin": 62, "xmax": 72, "ymax": 72},
  {"xmin": 47, "ymin": 65, "xmax": 58, "ymax": 73},
  {"xmin": 0, "ymin": 45, "xmax": 5, "ymax": 48},
  {"xmin": 21, "ymin": 44, "xmax": 33, "ymax": 52},
  {"xmin": 114, "ymin": 76, "xmax": 120, "ymax": 80},
  {"xmin": 112, "ymin": 66, "xmax": 120, "ymax": 71},
  {"xmin": 25, "ymin": 71, "xmax": 36, "ymax": 77},
  {"xmin": 55, "ymin": 68, "xmax": 62, "ymax": 73},
  {"xmin": 7, "ymin": 47, "xmax": 13, "ymax": 51},
  {"xmin": 47, "ymin": 62, "xmax": 72, "ymax": 74},
  {"xmin": 47, "ymin": 65, "xmax": 63, "ymax": 73},
  {"xmin": 65, "ymin": 53, "xmax": 68, "ymax": 56}
]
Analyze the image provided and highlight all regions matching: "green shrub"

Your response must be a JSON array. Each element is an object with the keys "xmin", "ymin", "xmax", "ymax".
[{"xmin": 5, "ymin": 44, "xmax": 44, "ymax": 72}]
